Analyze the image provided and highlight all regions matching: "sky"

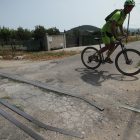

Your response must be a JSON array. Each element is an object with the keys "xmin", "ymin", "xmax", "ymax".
[{"xmin": 0, "ymin": 0, "xmax": 140, "ymax": 32}]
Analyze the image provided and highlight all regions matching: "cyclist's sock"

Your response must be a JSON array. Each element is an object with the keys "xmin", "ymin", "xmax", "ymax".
[
  {"xmin": 92, "ymin": 53, "xmax": 99, "ymax": 62},
  {"xmin": 95, "ymin": 53, "xmax": 99, "ymax": 56}
]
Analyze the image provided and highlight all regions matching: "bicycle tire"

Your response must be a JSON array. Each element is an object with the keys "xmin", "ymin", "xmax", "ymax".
[
  {"xmin": 81, "ymin": 47, "xmax": 101, "ymax": 70},
  {"xmin": 115, "ymin": 49, "xmax": 140, "ymax": 76}
]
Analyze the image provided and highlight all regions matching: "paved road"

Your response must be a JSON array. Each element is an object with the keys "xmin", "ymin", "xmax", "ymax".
[
  {"xmin": 0, "ymin": 41, "xmax": 140, "ymax": 140},
  {"xmin": 56, "ymin": 41, "xmax": 140, "ymax": 52}
]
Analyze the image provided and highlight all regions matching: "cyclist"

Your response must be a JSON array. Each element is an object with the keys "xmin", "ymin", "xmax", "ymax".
[{"xmin": 93, "ymin": 0, "xmax": 135, "ymax": 63}]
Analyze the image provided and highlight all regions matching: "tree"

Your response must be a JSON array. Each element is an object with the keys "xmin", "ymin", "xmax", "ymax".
[
  {"xmin": 66, "ymin": 33, "xmax": 71, "ymax": 37},
  {"xmin": 91, "ymin": 31, "xmax": 101, "ymax": 35},
  {"xmin": 11, "ymin": 29, "xmax": 17, "ymax": 40},
  {"xmin": 46, "ymin": 27, "xmax": 60, "ymax": 35},
  {"xmin": 132, "ymin": 31, "xmax": 135, "ymax": 36},
  {"xmin": 0, "ymin": 26, "xmax": 12, "ymax": 41},
  {"xmin": 10, "ymin": 27, "xmax": 33, "ymax": 41},
  {"xmin": 0, "ymin": 27, "xmax": 2, "ymax": 41},
  {"xmin": 16, "ymin": 27, "xmax": 25, "ymax": 40},
  {"xmin": 24, "ymin": 28, "xmax": 32, "ymax": 40},
  {"xmin": 72, "ymin": 28, "xmax": 81, "ymax": 37},
  {"xmin": 32, "ymin": 25, "xmax": 46, "ymax": 40}
]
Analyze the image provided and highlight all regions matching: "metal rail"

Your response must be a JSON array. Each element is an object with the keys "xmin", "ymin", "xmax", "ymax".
[
  {"xmin": 0, "ymin": 99, "xmax": 83, "ymax": 138},
  {"xmin": 0, "ymin": 72, "xmax": 104, "ymax": 111},
  {"xmin": 0, "ymin": 109, "xmax": 46, "ymax": 140},
  {"xmin": 99, "ymin": 99, "xmax": 140, "ymax": 113}
]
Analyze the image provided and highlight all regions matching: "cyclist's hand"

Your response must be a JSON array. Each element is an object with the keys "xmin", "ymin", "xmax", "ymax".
[
  {"xmin": 123, "ymin": 33, "xmax": 127, "ymax": 37},
  {"xmin": 115, "ymin": 37, "xmax": 121, "ymax": 41}
]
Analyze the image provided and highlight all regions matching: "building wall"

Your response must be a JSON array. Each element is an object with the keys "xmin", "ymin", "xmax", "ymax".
[{"xmin": 45, "ymin": 34, "xmax": 66, "ymax": 51}]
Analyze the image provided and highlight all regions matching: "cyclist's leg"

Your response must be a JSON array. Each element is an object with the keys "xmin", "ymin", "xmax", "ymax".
[
  {"xmin": 97, "ymin": 30, "xmax": 112, "ymax": 55},
  {"xmin": 98, "ymin": 31, "xmax": 114, "ymax": 63},
  {"xmin": 92, "ymin": 30, "xmax": 114, "ymax": 63},
  {"xmin": 92, "ymin": 36, "xmax": 111, "ymax": 62},
  {"xmin": 97, "ymin": 44, "xmax": 110, "ymax": 55},
  {"xmin": 108, "ymin": 36, "xmax": 115, "ymax": 52}
]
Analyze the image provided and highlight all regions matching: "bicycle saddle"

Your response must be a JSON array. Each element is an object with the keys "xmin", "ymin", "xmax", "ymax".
[{"xmin": 94, "ymin": 38, "xmax": 102, "ymax": 41}]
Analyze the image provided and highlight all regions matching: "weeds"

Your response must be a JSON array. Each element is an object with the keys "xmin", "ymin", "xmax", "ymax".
[
  {"xmin": 1, "ymin": 49, "xmax": 16, "ymax": 59},
  {"xmin": 27, "ymin": 52, "xmax": 34, "ymax": 54},
  {"xmin": 70, "ymin": 51, "xmax": 76, "ymax": 55},
  {"xmin": 40, "ymin": 87, "xmax": 64, "ymax": 96},
  {"xmin": 1, "ymin": 97, "xmax": 10, "ymax": 100},
  {"xmin": 13, "ymin": 105, "xmax": 24, "ymax": 112},
  {"xmin": 8, "ymin": 78, "xmax": 22, "ymax": 83},
  {"xmin": 57, "ymin": 50, "xmax": 65, "ymax": 56},
  {"xmin": 0, "ymin": 49, "xmax": 80, "ymax": 61},
  {"xmin": 0, "ymin": 76, "xmax": 6, "ymax": 79},
  {"xmin": 136, "ymin": 61, "xmax": 140, "ymax": 68},
  {"xmin": 22, "ymin": 50, "xmax": 80, "ymax": 61},
  {"xmin": 40, "ymin": 88, "xmax": 51, "ymax": 93},
  {"xmin": 130, "ymin": 36, "xmax": 140, "ymax": 42},
  {"xmin": 32, "ymin": 124, "xmax": 43, "ymax": 132}
]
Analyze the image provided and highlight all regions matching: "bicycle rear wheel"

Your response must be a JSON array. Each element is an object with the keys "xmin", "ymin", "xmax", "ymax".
[
  {"xmin": 115, "ymin": 49, "xmax": 140, "ymax": 76},
  {"xmin": 81, "ymin": 47, "xmax": 101, "ymax": 69}
]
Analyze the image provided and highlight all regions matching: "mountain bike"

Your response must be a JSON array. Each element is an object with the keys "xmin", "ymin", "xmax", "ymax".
[{"xmin": 81, "ymin": 36, "xmax": 140, "ymax": 76}]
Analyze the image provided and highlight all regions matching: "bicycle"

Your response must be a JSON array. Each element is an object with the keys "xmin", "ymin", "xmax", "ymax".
[{"xmin": 81, "ymin": 36, "xmax": 140, "ymax": 76}]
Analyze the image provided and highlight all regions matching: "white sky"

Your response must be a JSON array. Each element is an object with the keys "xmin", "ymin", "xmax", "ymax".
[{"xmin": 0, "ymin": 0, "xmax": 140, "ymax": 32}]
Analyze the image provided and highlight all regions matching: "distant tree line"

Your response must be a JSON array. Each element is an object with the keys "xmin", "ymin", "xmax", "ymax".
[
  {"xmin": 66, "ymin": 27, "xmax": 129, "ymax": 38},
  {"xmin": 0, "ymin": 25, "xmax": 60, "ymax": 42},
  {"xmin": 66, "ymin": 28, "xmax": 102, "ymax": 37},
  {"xmin": 0, "ymin": 25, "xmax": 130, "ymax": 41}
]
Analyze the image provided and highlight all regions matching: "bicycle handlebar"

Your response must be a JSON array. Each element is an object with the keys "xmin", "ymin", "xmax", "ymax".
[
  {"xmin": 120, "ymin": 36, "xmax": 126, "ymax": 41},
  {"xmin": 115, "ymin": 36, "xmax": 126, "ymax": 44}
]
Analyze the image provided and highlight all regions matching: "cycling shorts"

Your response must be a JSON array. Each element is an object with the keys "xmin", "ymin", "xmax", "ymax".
[{"xmin": 101, "ymin": 29, "xmax": 114, "ymax": 45}]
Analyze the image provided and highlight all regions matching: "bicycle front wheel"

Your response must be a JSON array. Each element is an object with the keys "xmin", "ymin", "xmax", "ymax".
[
  {"xmin": 115, "ymin": 49, "xmax": 140, "ymax": 76},
  {"xmin": 81, "ymin": 47, "xmax": 101, "ymax": 70}
]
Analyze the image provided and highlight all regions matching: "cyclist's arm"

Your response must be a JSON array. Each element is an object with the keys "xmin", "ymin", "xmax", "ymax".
[
  {"xmin": 111, "ymin": 20, "xmax": 118, "ymax": 39},
  {"xmin": 119, "ymin": 24, "xmax": 127, "ymax": 36},
  {"xmin": 111, "ymin": 20, "xmax": 122, "ymax": 41},
  {"xmin": 111, "ymin": 20, "xmax": 117, "ymax": 38}
]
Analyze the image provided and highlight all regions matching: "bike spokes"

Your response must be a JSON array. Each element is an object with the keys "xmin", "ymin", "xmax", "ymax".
[
  {"xmin": 81, "ymin": 47, "xmax": 101, "ymax": 70},
  {"xmin": 115, "ymin": 49, "xmax": 140, "ymax": 76}
]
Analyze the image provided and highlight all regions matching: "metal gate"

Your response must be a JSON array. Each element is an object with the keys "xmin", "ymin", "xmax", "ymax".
[
  {"xmin": 82, "ymin": 35, "xmax": 103, "ymax": 46},
  {"xmin": 66, "ymin": 36, "xmax": 82, "ymax": 48}
]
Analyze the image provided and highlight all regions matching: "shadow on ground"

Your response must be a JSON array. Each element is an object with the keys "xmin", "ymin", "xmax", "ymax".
[{"xmin": 75, "ymin": 68, "xmax": 139, "ymax": 86}]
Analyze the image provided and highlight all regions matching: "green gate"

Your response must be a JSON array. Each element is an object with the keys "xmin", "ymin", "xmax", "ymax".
[
  {"xmin": 82, "ymin": 35, "xmax": 103, "ymax": 46},
  {"xmin": 26, "ymin": 37, "xmax": 46, "ymax": 51}
]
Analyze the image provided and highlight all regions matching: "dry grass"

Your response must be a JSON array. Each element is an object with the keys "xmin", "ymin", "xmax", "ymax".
[
  {"xmin": 0, "ymin": 49, "xmax": 16, "ymax": 60},
  {"xmin": 122, "ymin": 35, "xmax": 140, "ymax": 43},
  {"xmin": 0, "ymin": 36, "xmax": 139, "ymax": 61},
  {"xmin": 0, "ymin": 50, "xmax": 81, "ymax": 61}
]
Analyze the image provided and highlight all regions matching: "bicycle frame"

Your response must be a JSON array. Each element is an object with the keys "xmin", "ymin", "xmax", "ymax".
[{"xmin": 98, "ymin": 36, "xmax": 129, "ymax": 64}]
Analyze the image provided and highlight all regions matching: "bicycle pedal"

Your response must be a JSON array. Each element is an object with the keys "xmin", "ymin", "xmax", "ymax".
[
  {"xmin": 105, "ymin": 58, "xmax": 113, "ymax": 64},
  {"xmin": 107, "ymin": 61, "xmax": 113, "ymax": 64}
]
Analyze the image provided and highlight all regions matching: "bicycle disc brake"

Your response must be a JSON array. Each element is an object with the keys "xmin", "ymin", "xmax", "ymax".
[{"xmin": 126, "ymin": 59, "xmax": 133, "ymax": 65}]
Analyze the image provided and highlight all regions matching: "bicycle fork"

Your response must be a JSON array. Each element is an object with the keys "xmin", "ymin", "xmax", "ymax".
[{"xmin": 121, "ymin": 44, "xmax": 132, "ymax": 64}]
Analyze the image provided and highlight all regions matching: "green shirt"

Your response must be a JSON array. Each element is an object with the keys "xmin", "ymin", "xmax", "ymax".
[{"xmin": 102, "ymin": 9, "xmax": 127, "ymax": 33}]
